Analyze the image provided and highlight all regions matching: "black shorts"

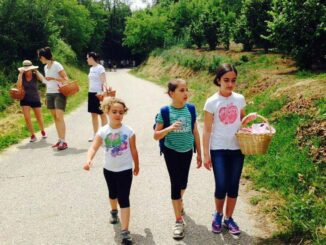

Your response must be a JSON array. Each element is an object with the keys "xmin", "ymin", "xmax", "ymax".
[
  {"xmin": 20, "ymin": 100, "xmax": 42, "ymax": 108},
  {"xmin": 88, "ymin": 92, "xmax": 103, "ymax": 114}
]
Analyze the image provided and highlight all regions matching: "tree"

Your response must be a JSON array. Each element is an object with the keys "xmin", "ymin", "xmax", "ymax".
[{"xmin": 267, "ymin": 0, "xmax": 326, "ymax": 68}]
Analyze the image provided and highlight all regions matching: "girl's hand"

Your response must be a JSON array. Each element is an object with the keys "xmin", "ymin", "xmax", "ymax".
[
  {"xmin": 18, "ymin": 68, "xmax": 25, "ymax": 74},
  {"xmin": 133, "ymin": 166, "xmax": 139, "ymax": 176},
  {"xmin": 83, "ymin": 161, "xmax": 91, "ymax": 171},
  {"xmin": 169, "ymin": 121, "xmax": 182, "ymax": 132},
  {"xmin": 196, "ymin": 154, "xmax": 202, "ymax": 168},
  {"xmin": 204, "ymin": 156, "xmax": 212, "ymax": 171}
]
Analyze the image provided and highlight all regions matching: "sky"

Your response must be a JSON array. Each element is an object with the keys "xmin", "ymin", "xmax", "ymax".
[{"xmin": 129, "ymin": 0, "xmax": 152, "ymax": 10}]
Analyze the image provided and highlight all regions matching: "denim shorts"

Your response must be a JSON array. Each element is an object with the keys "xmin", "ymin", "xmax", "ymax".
[
  {"xmin": 46, "ymin": 93, "xmax": 67, "ymax": 111},
  {"xmin": 211, "ymin": 149, "xmax": 244, "ymax": 199}
]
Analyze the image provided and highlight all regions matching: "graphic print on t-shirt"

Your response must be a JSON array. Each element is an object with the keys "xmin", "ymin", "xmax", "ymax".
[
  {"xmin": 218, "ymin": 103, "xmax": 238, "ymax": 125},
  {"xmin": 171, "ymin": 115, "xmax": 191, "ymax": 133},
  {"xmin": 104, "ymin": 132, "xmax": 128, "ymax": 157}
]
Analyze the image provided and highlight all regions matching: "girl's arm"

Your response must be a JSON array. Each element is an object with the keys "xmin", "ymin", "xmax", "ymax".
[
  {"xmin": 83, "ymin": 135, "xmax": 103, "ymax": 171},
  {"xmin": 193, "ymin": 122, "xmax": 202, "ymax": 168},
  {"xmin": 153, "ymin": 121, "xmax": 182, "ymax": 140},
  {"xmin": 129, "ymin": 134, "xmax": 139, "ymax": 176},
  {"xmin": 203, "ymin": 111, "xmax": 214, "ymax": 171}
]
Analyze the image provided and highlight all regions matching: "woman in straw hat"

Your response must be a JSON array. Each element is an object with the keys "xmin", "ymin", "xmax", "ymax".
[
  {"xmin": 37, "ymin": 47, "xmax": 69, "ymax": 151},
  {"xmin": 16, "ymin": 60, "xmax": 47, "ymax": 142}
]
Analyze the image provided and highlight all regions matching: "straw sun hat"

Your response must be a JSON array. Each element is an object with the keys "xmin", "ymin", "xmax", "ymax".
[{"xmin": 18, "ymin": 60, "xmax": 39, "ymax": 72}]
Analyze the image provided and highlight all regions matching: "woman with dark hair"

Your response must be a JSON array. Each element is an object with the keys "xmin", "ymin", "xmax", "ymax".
[
  {"xmin": 86, "ymin": 52, "xmax": 108, "ymax": 142},
  {"xmin": 38, "ymin": 47, "xmax": 69, "ymax": 150},
  {"xmin": 16, "ymin": 60, "xmax": 47, "ymax": 142}
]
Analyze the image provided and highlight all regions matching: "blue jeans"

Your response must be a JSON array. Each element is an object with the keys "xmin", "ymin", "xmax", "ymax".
[{"xmin": 211, "ymin": 150, "xmax": 244, "ymax": 199}]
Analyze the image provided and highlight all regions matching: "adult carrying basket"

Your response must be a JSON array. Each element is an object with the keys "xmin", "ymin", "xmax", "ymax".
[
  {"xmin": 9, "ymin": 87, "xmax": 25, "ymax": 100},
  {"xmin": 236, "ymin": 114, "xmax": 274, "ymax": 155},
  {"xmin": 58, "ymin": 80, "xmax": 80, "ymax": 97}
]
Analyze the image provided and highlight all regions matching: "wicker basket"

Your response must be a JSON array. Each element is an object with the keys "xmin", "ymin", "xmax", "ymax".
[
  {"xmin": 236, "ymin": 114, "xmax": 274, "ymax": 155},
  {"xmin": 96, "ymin": 90, "xmax": 116, "ymax": 101},
  {"xmin": 9, "ymin": 88, "xmax": 25, "ymax": 100},
  {"xmin": 58, "ymin": 80, "xmax": 80, "ymax": 97}
]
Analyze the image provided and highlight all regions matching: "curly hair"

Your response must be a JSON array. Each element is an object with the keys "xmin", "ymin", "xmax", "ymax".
[{"xmin": 100, "ymin": 97, "xmax": 128, "ymax": 114}]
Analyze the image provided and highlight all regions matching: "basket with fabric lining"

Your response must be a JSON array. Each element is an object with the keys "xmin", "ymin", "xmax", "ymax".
[
  {"xmin": 58, "ymin": 80, "xmax": 79, "ymax": 97},
  {"xmin": 236, "ymin": 114, "xmax": 274, "ymax": 155}
]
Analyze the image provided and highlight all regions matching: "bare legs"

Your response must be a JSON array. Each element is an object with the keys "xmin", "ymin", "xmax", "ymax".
[
  {"xmin": 215, "ymin": 197, "xmax": 237, "ymax": 217},
  {"xmin": 22, "ymin": 106, "xmax": 45, "ymax": 136},
  {"xmin": 50, "ymin": 109, "xmax": 65, "ymax": 141},
  {"xmin": 172, "ymin": 188, "xmax": 186, "ymax": 220},
  {"xmin": 91, "ymin": 113, "xmax": 107, "ymax": 134}
]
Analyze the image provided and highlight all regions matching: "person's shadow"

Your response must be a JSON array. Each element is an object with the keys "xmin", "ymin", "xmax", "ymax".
[
  {"xmin": 113, "ymin": 223, "xmax": 156, "ymax": 244},
  {"xmin": 53, "ymin": 147, "xmax": 88, "ymax": 156},
  {"xmin": 182, "ymin": 214, "xmax": 263, "ymax": 245},
  {"xmin": 17, "ymin": 139, "xmax": 52, "ymax": 149}
]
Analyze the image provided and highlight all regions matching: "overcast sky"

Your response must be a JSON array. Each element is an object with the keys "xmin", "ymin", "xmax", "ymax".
[{"xmin": 129, "ymin": 0, "xmax": 152, "ymax": 10}]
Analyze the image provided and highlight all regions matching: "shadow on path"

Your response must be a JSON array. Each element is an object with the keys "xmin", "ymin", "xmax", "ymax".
[
  {"xmin": 113, "ymin": 223, "xmax": 156, "ymax": 245},
  {"xmin": 54, "ymin": 147, "xmax": 88, "ymax": 156},
  {"xmin": 17, "ymin": 140, "xmax": 52, "ymax": 149}
]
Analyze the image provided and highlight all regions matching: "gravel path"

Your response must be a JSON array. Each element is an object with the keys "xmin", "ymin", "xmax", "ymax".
[{"xmin": 0, "ymin": 69, "xmax": 272, "ymax": 244}]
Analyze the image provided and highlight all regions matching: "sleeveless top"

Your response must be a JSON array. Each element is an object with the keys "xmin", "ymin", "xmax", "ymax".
[{"xmin": 22, "ymin": 73, "xmax": 40, "ymax": 102}]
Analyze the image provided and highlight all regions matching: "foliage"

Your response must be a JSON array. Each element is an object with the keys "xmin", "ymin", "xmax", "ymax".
[{"xmin": 267, "ymin": 0, "xmax": 326, "ymax": 68}]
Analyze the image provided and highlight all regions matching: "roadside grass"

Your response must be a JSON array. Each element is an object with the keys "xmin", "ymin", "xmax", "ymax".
[
  {"xmin": 131, "ymin": 47, "xmax": 326, "ymax": 243},
  {"xmin": 0, "ymin": 64, "xmax": 88, "ymax": 152}
]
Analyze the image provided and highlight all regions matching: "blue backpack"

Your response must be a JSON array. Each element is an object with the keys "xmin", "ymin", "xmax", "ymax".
[{"xmin": 153, "ymin": 103, "xmax": 197, "ymax": 155}]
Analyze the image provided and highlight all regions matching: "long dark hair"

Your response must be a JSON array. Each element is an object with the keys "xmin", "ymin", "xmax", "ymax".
[
  {"xmin": 87, "ymin": 52, "xmax": 100, "ymax": 62},
  {"xmin": 213, "ymin": 64, "xmax": 237, "ymax": 86},
  {"xmin": 38, "ymin": 47, "xmax": 53, "ymax": 60}
]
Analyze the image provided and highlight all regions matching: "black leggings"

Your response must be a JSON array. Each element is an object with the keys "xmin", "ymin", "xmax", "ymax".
[
  {"xmin": 103, "ymin": 168, "xmax": 133, "ymax": 208},
  {"xmin": 163, "ymin": 147, "xmax": 193, "ymax": 200}
]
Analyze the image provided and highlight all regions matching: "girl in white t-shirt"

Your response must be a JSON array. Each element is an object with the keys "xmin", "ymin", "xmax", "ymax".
[
  {"xmin": 86, "ymin": 52, "xmax": 109, "ymax": 142},
  {"xmin": 203, "ymin": 64, "xmax": 256, "ymax": 236},
  {"xmin": 38, "ymin": 47, "xmax": 69, "ymax": 151},
  {"xmin": 83, "ymin": 97, "xmax": 139, "ymax": 244}
]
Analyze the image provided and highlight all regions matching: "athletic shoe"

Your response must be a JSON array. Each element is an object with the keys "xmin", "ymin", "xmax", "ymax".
[
  {"xmin": 109, "ymin": 210, "xmax": 119, "ymax": 224},
  {"xmin": 212, "ymin": 212, "xmax": 223, "ymax": 234},
  {"xmin": 57, "ymin": 141, "xmax": 68, "ymax": 151},
  {"xmin": 41, "ymin": 130, "xmax": 47, "ymax": 138},
  {"xmin": 173, "ymin": 220, "xmax": 185, "ymax": 240},
  {"xmin": 30, "ymin": 135, "xmax": 37, "ymax": 143},
  {"xmin": 224, "ymin": 217, "xmax": 241, "ymax": 235},
  {"xmin": 52, "ymin": 141, "xmax": 60, "ymax": 148},
  {"xmin": 121, "ymin": 230, "xmax": 132, "ymax": 245}
]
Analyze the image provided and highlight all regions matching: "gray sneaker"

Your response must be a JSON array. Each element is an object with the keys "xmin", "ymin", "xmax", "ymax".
[
  {"xmin": 121, "ymin": 230, "xmax": 132, "ymax": 244},
  {"xmin": 173, "ymin": 220, "xmax": 185, "ymax": 240},
  {"xmin": 110, "ymin": 210, "xmax": 119, "ymax": 224}
]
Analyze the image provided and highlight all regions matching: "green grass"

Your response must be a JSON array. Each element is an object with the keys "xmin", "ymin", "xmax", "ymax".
[
  {"xmin": 132, "ymin": 47, "xmax": 326, "ymax": 243},
  {"xmin": 0, "ymin": 64, "xmax": 89, "ymax": 152}
]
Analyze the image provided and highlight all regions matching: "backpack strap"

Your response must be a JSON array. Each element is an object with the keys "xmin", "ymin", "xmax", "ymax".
[
  {"xmin": 186, "ymin": 103, "xmax": 196, "ymax": 132},
  {"xmin": 186, "ymin": 103, "xmax": 197, "ymax": 153},
  {"xmin": 160, "ymin": 106, "xmax": 170, "ymax": 129}
]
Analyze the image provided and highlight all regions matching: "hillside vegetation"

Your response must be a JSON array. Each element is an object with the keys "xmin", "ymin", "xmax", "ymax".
[{"xmin": 132, "ymin": 47, "xmax": 326, "ymax": 244}]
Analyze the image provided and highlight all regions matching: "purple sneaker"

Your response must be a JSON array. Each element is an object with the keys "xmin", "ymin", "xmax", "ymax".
[
  {"xmin": 224, "ymin": 217, "xmax": 241, "ymax": 235},
  {"xmin": 212, "ymin": 213, "xmax": 223, "ymax": 234}
]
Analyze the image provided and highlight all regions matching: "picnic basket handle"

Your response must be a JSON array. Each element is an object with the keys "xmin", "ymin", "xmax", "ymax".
[{"xmin": 241, "ymin": 114, "xmax": 272, "ymax": 133}]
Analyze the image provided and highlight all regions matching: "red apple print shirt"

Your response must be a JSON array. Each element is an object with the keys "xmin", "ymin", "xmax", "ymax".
[{"xmin": 204, "ymin": 92, "xmax": 246, "ymax": 150}]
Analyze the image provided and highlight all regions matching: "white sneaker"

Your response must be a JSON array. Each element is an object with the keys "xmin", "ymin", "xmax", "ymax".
[{"xmin": 173, "ymin": 221, "xmax": 185, "ymax": 240}]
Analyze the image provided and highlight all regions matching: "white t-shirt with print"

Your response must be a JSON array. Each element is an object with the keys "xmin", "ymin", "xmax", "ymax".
[
  {"xmin": 88, "ymin": 64, "xmax": 105, "ymax": 93},
  {"xmin": 97, "ymin": 124, "xmax": 134, "ymax": 172},
  {"xmin": 204, "ymin": 92, "xmax": 246, "ymax": 150},
  {"xmin": 43, "ymin": 61, "xmax": 64, "ymax": 93}
]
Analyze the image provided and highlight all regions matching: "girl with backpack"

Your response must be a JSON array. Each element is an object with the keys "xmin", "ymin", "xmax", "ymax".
[
  {"xmin": 154, "ymin": 78, "xmax": 202, "ymax": 240},
  {"xmin": 202, "ymin": 64, "xmax": 256, "ymax": 235}
]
